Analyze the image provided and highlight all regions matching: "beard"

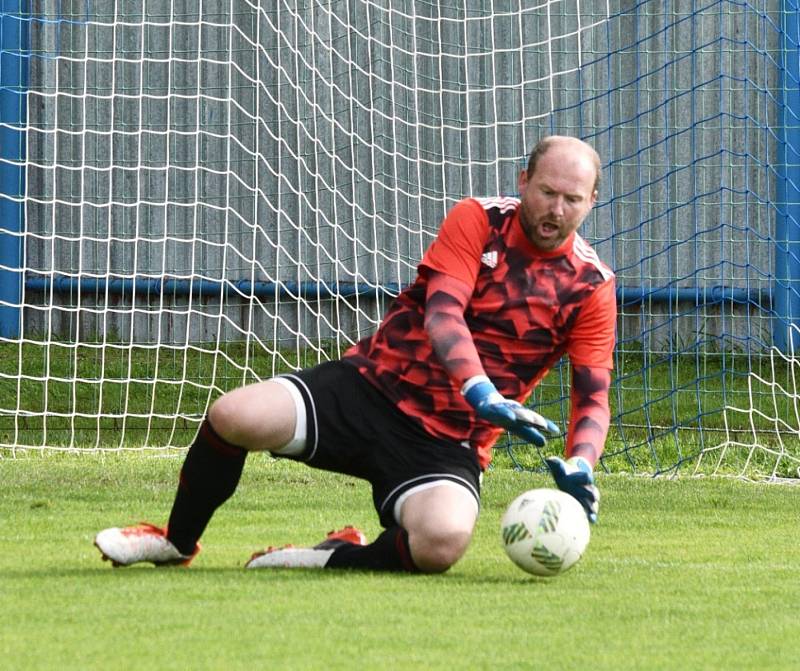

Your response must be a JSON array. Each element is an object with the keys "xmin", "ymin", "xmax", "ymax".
[{"xmin": 519, "ymin": 208, "xmax": 567, "ymax": 252}]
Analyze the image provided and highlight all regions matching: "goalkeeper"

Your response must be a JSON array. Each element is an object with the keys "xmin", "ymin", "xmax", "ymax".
[{"xmin": 95, "ymin": 135, "xmax": 616, "ymax": 573}]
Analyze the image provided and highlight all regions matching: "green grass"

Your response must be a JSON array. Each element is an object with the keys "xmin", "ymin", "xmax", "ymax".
[
  {"xmin": 1, "ymin": 455, "xmax": 798, "ymax": 670},
  {"xmin": 3, "ymin": 341, "xmax": 800, "ymax": 477}
]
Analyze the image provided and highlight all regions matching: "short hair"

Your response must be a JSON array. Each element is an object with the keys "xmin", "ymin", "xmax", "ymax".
[{"xmin": 525, "ymin": 136, "xmax": 602, "ymax": 193}]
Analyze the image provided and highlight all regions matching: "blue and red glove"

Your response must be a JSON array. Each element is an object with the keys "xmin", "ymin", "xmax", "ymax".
[
  {"xmin": 545, "ymin": 455, "xmax": 599, "ymax": 524},
  {"xmin": 462, "ymin": 376, "xmax": 559, "ymax": 447}
]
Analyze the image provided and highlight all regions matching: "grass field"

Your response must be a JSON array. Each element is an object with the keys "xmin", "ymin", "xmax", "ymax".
[
  {"xmin": 3, "ymin": 341, "xmax": 800, "ymax": 479},
  {"xmin": 1, "ymin": 454, "xmax": 798, "ymax": 670}
]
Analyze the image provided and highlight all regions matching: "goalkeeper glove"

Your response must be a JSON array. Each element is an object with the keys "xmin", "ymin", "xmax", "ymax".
[
  {"xmin": 462, "ymin": 375, "xmax": 559, "ymax": 447},
  {"xmin": 545, "ymin": 455, "xmax": 599, "ymax": 524}
]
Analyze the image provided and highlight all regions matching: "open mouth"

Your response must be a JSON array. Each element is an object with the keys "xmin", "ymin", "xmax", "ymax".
[{"xmin": 539, "ymin": 221, "xmax": 559, "ymax": 236}]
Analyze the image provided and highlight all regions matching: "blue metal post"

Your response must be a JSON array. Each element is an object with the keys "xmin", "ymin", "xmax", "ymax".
[
  {"xmin": 776, "ymin": 2, "xmax": 800, "ymax": 352},
  {"xmin": 0, "ymin": 3, "xmax": 29, "ymax": 339}
]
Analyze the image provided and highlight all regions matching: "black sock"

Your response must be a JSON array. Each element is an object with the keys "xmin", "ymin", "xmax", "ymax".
[
  {"xmin": 166, "ymin": 419, "xmax": 247, "ymax": 555},
  {"xmin": 325, "ymin": 526, "xmax": 418, "ymax": 572}
]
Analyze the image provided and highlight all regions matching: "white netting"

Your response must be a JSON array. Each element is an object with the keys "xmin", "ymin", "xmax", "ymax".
[
  {"xmin": 0, "ymin": 2, "xmax": 798, "ymax": 481},
  {"xmin": 1, "ymin": 2, "xmax": 616, "ymax": 451}
]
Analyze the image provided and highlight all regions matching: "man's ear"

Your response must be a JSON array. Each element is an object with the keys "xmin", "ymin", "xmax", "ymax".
[{"xmin": 517, "ymin": 169, "xmax": 529, "ymax": 193}]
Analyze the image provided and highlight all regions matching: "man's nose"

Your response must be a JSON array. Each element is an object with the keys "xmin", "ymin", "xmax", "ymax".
[{"xmin": 550, "ymin": 196, "xmax": 565, "ymax": 217}]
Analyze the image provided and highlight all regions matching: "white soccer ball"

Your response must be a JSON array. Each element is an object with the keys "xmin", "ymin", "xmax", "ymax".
[{"xmin": 500, "ymin": 488, "xmax": 591, "ymax": 576}]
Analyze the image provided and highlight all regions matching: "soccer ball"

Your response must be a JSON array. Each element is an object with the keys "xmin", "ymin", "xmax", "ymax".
[{"xmin": 500, "ymin": 488, "xmax": 591, "ymax": 576}]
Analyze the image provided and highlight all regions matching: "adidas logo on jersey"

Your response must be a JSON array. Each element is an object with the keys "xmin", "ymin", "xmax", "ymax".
[{"xmin": 481, "ymin": 250, "xmax": 498, "ymax": 268}]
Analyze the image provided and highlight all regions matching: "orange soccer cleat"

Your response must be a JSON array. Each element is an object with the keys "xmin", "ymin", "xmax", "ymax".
[
  {"xmin": 245, "ymin": 525, "xmax": 367, "ymax": 569},
  {"xmin": 94, "ymin": 522, "xmax": 200, "ymax": 567}
]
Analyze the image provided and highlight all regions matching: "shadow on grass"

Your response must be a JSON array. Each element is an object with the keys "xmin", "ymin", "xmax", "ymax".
[{"xmin": 2, "ymin": 565, "xmax": 555, "ymax": 586}]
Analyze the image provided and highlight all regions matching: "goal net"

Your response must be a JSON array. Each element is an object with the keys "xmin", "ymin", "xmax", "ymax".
[{"xmin": 1, "ymin": 1, "xmax": 799, "ymax": 479}]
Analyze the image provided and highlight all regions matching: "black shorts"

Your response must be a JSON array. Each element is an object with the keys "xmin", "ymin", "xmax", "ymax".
[{"xmin": 276, "ymin": 360, "xmax": 481, "ymax": 528}]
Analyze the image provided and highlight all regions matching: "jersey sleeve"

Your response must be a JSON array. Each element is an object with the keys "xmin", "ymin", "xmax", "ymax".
[
  {"xmin": 418, "ymin": 198, "xmax": 489, "ymax": 287},
  {"xmin": 566, "ymin": 365, "xmax": 612, "ymax": 464},
  {"xmin": 567, "ymin": 276, "xmax": 617, "ymax": 369},
  {"xmin": 424, "ymin": 271, "xmax": 485, "ymax": 384}
]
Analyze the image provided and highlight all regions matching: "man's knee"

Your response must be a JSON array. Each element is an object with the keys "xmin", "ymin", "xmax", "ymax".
[
  {"xmin": 399, "ymin": 483, "xmax": 479, "ymax": 573},
  {"xmin": 206, "ymin": 393, "xmax": 244, "ymax": 442},
  {"xmin": 206, "ymin": 381, "xmax": 297, "ymax": 451},
  {"xmin": 408, "ymin": 525, "xmax": 473, "ymax": 573}
]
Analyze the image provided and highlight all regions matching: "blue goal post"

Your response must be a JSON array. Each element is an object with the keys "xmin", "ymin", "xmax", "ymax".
[
  {"xmin": 775, "ymin": 0, "xmax": 800, "ymax": 352},
  {"xmin": 0, "ymin": 1, "xmax": 28, "ymax": 339}
]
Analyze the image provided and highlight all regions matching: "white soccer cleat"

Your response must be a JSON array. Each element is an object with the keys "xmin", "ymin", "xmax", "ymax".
[
  {"xmin": 94, "ymin": 522, "xmax": 200, "ymax": 567},
  {"xmin": 245, "ymin": 525, "xmax": 367, "ymax": 569},
  {"xmin": 245, "ymin": 546, "xmax": 336, "ymax": 569}
]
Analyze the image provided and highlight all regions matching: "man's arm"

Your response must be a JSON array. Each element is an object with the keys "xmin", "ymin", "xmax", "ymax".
[
  {"xmin": 567, "ymin": 365, "xmax": 611, "ymax": 465},
  {"xmin": 423, "ymin": 270, "xmax": 483, "ymax": 384},
  {"xmin": 424, "ymin": 270, "xmax": 558, "ymax": 446},
  {"xmin": 546, "ymin": 365, "xmax": 611, "ymax": 523}
]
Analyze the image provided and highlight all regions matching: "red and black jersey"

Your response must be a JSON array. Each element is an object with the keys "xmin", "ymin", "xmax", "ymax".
[{"xmin": 343, "ymin": 197, "xmax": 616, "ymax": 468}]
